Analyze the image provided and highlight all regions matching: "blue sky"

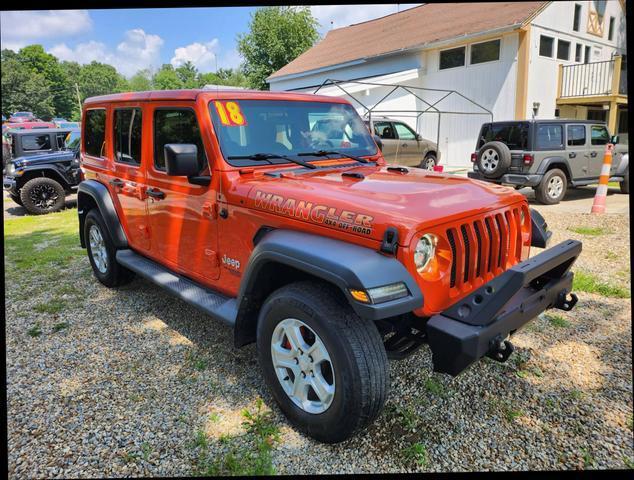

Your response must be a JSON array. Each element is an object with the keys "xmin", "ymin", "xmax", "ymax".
[{"xmin": 1, "ymin": 5, "xmax": 419, "ymax": 77}]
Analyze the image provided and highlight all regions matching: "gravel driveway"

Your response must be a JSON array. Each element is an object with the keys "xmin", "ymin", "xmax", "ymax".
[{"xmin": 5, "ymin": 204, "xmax": 633, "ymax": 476}]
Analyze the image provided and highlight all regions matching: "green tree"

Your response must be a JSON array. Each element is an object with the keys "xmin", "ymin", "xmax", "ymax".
[
  {"xmin": 60, "ymin": 61, "xmax": 83, "ymax": 120},
  {"xmin": 237, "ymin": 6, "xmax": 319, "ymax": 90},
  {"xmin": 78, "ymin": 61, "xmax": 128, "ymax": 100},
  {"xmin": 129, "ymin": 69, "xmax": 153, "ymax": 91},
  {"xmin": 175, "ymin": 61, "xmax": 199, "ymax": 88},
  {"xmin": 152, "ymin": 64, "xmax": 183, "ymax": 90},
  {"xmin": 1, "ymin": 55, "xmax": 55, "ymax": 119}
]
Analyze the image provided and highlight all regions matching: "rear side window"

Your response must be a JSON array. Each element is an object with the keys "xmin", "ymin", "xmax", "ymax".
[
  {"xmin": 21, "ymin": 134, "xmax": 51, "ymax": 151},
  {"xmin": 536, "ymin": 125, "xmax": 564, "ymax": 150},
  {"xmin": 114, "ymin": 108, "xmax": 143, "ymax": 165},
  {"xmin": 153, "ymin": 109, "xmax": 206, "ymax": 172},
  {"xmin": 591, "ymin": 125, "xmax": 610, "ymax": 145},
  {"xmin": 567, "ymin": 125, "xmax": 586, "ymax": 146},
  {"xmin": 84, "ymin": 109, "xmax": 106, "ymax": 157},
  {"xmin": 477, "ymin": 123, "xmax": 529, "ymax": 150}
]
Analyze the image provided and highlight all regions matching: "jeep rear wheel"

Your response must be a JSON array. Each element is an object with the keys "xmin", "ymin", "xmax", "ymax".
[
  {"xmin": 257, "ymin": 281, "xmax": 388, "ymax": 443},
  {"xmin": 20, "ymin": 177, "xmax": 65, "ymax": 215},
  {"xmin": 535, "ymin": 168, "xmax": 567, "ymax": 204},
  {"xmin": 84, "ymin": 209, "xmax": 134, "ymax": 287}
]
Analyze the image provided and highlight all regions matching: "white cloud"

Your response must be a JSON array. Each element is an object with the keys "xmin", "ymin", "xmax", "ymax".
[
  {"xmin": 171, "ymin": 39, "xmax": 219, "ymax": 71},
  {"xmin": 0, "ymin": 10, "xmax": 92, "ymax": 51},
  {"xmin": 50, "ymin": 29, "xmax": 164, "ymax": 77},
  {"xmin": 310, "ymin": 4, "xmax": 421, "ymax": 34}
]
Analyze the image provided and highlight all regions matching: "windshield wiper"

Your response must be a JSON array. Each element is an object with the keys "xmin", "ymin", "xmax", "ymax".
[
  {"xmin": 297, "ymin": 150, "xmax": 370, "ymax": 164},
  {"xmin": 227, "ymin": 152, "xmax": 316, "ymax": 169}
]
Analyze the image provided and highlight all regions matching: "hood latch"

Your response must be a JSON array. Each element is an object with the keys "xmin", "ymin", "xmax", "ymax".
[{"xmin": 380, "ymin": 227, "xmax": 399, "ymax": 255}]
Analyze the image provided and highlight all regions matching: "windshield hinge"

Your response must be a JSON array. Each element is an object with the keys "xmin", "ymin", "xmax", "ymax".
[{"xmin": 380, "ymin": 227, "xmax": 399, "ymax": 255}]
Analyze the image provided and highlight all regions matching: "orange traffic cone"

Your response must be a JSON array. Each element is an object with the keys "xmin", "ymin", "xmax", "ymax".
[{"xmin": 590, "ymin": 143, "xmax": 614, "ymax": 214}]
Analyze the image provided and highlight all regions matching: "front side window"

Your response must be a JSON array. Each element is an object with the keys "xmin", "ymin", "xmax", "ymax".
[
  {"xmin": 470, "ymin": 39, "xmax": 500, "ymax": 64},
  {"xmin": 567, "ymin": 125, "xmax": 586, "ymax": 146},
  {"xmin": 154, "ymin": 109, "xmax": 207, "ymax": 172},
  {"xmin": 539, "ymin": 35, "xmax": 554, "ymax": 58},
  {"xmin": 439, "ymin": 46, "xmax": 465, "ymax": 70},
  {"xmin": 209, "ymin": 100, "xmax": 378, "ymax": 167},
  {"xmin": 21, "ymin": 134, "xmax": 51, "ymax": 152},
  {"xmin": 393, "ymin": 122, "xmax": 416, "ymax": 140},
  {"xmin": 477, "ymin": 123, "xmax": 529, "ymax": 150},
  {"xmin": 114, "ymin": 108, "xmax": 143, "ymax": 165},
  {"xmin": 374, "ymin": 121, "xmax": 395, "ymax": 139},
  {"xmin": 590, "ymin": 125, "xmax": 610, "ymax": 145},
  {"xmin": 557, "ymin": 39, "xmax": 571, "ymax": 60},
  {"xmin": 84, "ymin": 109, "xmax": 106, "ymax": 157},
  {"xmin": 536, "ymin": 124, "xmax": 564, "ymax": 150}
]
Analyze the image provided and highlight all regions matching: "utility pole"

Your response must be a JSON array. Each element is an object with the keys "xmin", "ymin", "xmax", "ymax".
[{"xmin": 75, "ymin": 83, "xmax": 82, "ymax": 114}]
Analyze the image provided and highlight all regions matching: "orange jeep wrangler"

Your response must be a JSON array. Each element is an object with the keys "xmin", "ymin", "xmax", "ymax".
[{"xmin": 77, "ymin": 89, "xmax": 581, "ymax": 443}]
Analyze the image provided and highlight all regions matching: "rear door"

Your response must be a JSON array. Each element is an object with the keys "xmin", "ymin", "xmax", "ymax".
[
  {"xmin": 587, "ymin": 124, "xmax": 610, "ymax": 177},
  {"xmin": 565, "ymin": 124, "xmax": 590, "ymax": 179},
  {"xmin": 373, "ymin": 121, "xmax": 398, "ymax": 163}
]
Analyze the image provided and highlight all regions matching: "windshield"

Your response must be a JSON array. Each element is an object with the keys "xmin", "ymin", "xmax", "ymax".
[
  {"xmin": 209, "ymin": 100, "xmax": 377, "ymax": 167},
  {"xmin": 64, "ymin": 131, "xmax": 81, "ymax": 150},
  {"xmin": 478, "ymin": 122, "xmax": 529, "ymax": 150}
]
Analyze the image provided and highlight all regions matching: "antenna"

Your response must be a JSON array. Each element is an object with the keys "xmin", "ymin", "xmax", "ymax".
[{"xmin": 215, "ymin": 53, "xmax": 219, "ymax": 94}]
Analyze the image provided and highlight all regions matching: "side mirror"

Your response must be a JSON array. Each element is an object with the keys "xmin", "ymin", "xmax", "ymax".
[
  {"xmin": 415, "ymin": 133, "xmax": 422, "ymax": 141},
  {"xmin": 373, "ymin": 134, "xmax": 383, "ymax": 151},
  {"xmin": 610, "ymin": 135, "xmax": 619, "ymax": 144},
  {"xmin": 164, "ymin": 144, "xmax": 199, "ymax": 177}
]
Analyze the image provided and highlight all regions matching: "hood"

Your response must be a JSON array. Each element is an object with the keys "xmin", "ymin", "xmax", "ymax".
[
  {"xmin": 235, "ymin": 163, "xmax": 525, "ymax": 244},
  {"xmin": 11, "ymin": 150, "xmax": 75, "ymax": 166}
]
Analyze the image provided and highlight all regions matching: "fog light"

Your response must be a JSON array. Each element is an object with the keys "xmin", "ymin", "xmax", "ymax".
[{"xmin": 366, "ymin": 282, "xmax": 409, "ymax": 304}]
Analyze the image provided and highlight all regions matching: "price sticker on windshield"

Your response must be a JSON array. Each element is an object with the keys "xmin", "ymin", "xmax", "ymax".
[{"xmin": 214, "ymin": 101, "xmax": 247, "ymax": 127}]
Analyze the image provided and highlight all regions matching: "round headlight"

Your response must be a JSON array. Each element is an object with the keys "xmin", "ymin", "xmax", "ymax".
[{"xmin": 414, "ymin": 234, "xmax": 437, "ymax": 273}]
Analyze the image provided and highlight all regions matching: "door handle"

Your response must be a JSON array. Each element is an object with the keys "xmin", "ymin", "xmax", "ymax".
[
  {"xmin": 569, "ymin": 152, "xmax": 576, "ymax": 158},
  {"xmin": 401, "ymin": 143, "xmax": 408, "ymax": 147},
  {"xmin": 590, "ymin": 151, "xmax": 597, "ymax": 157},
  {"xmin": 146, "ymin": 187, "xmax": 165, "ymax": 200},
  {"xmin": 109, "ymin": 178, "xmax": 124, "ymax": 188}
]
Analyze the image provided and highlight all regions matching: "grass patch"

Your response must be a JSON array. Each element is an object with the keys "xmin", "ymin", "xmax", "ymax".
[
  {"xmin": 33, "ymin": 299, "xmax": 66, "ymax": 314},
  {"xmin": 193, "ymin": 398, "xmax": 281, "ymax": 476},
  {"xmin": 573, "ymin": 271, "xmax": 630, "ymax": 298},
  {"xmin": 568, "ymin": 389, "xmax": 584, "ymax": 401},
  {"xmin": 27, "ymin": 323, "xmax": 42, "ymax": 338},
  {"xmin": 568, "ymin": 226, "xmax": 611, "ymax": 236},
  {"xmin": 423, "ymin": 377, "xmax": 445, "ymax": 396},
  {"xmin": 52, "ymin": 322, "xmax": 69, "ymax": 332},
  {"xmin": 623, "ymin": 457, "xmax": 634, "ymax": 469},
  {"xmin": 545, "ymin": 313, "xmax": 570, "ymax": 328},
  {"xmin": 402, "ymin": 442, "xmax": 428, "ymax": 468},
  {"xmin": 581, "ymin": 449, "xmax": 596, "ymax": 469},
  {"xmin": 209, "ymin": 412, "xmax": 221, "ymax": 423}
]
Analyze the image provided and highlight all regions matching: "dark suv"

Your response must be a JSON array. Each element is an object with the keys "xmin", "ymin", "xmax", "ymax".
[{"xmin": 468, "ymin": 120, "xmax": 629, "ymax": 204}]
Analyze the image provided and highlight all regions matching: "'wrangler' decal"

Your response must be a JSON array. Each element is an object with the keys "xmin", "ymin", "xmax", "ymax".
[{"xmin": 254, "ymin": 190, "xmax": 373, "ymax": 235}]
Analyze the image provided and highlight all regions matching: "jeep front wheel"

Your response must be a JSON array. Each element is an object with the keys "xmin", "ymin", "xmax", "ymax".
[
  {"xmin": 535, "ymin": 168, "xmax": 567, "ymax": 204},
  {"xmin": 257, "ymin": 281, "xmax": 389, "ymax": 443},
  {"xmin": 84, "ymin": 209, "xmax": 134, "ymax": 287},
  {"xmin": 20, "ymin": 177, "xmax": 66, "ymax": 215}
]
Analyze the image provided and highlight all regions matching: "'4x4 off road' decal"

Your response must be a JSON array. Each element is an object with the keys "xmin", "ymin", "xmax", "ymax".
[{"xmin": 254, "ymin": 191, "xmax": 373, "ymax": 235}]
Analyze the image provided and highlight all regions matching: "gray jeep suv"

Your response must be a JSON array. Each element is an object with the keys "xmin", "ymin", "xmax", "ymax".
[{"xmin": 468, "ymin": 120, "xmax": 629, "ymax": 204}]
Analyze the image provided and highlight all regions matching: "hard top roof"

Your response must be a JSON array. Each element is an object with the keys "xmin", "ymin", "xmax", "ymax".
[
  {"xmin": 486, "ymin": 119, "xmax": 606, "ymax": 125},
  {"xmin": 6, "ymin": 127, "xmax": 78, "ymax": 134}
]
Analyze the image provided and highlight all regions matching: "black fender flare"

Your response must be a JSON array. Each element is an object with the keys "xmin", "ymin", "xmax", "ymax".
[
  {"xmin": 233, "ymin": 228, "xmax": 423, "ymax": 346},
  {"xmin": 77, "ymin": 180, "xmax": 128, "ymax": 249},
  {"xmin": 17, "ymin": 164, "xmax": 74, "ymax": 189},
  {"xmin": 535, "ymin": 156, "xmax": 572, "ymax": 179}
]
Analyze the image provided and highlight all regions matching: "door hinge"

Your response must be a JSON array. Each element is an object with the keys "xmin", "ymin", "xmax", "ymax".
[{"xmin": 202, "ymin": 201, "xmax": 218, "ymax": 219}]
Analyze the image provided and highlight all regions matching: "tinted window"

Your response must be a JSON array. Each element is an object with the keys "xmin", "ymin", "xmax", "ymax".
[
  {"xmin": 154, "ymin": 109, "xmax": 206, "ymax": 172},
  {"xmin": 439, "ymin": 46, "xmax": 465, "ymax": 70},
  {"xmin": 21, "ymin": 134, "xmax": 51, "ymax": 151},
  {"xmin": 394, "ymin": 123, "xmax": 416, "ymax": 140},
  {"xmin": 591, "ymin": 125, "xmax": 610, "ymax": 145},
  {"xmin": 539, "ymin": 35, "xmax": 554, "ymax": 57},
  {"xmin": 478, "ymin": 123, "xmax": 529, "ymax": 150},
  {"xmin": 84, "ymin": 109, "xmax": 106, "ymax": 157},
  {"xmin": 557, "ymin": 40, "xmax": 570, "ymax": 60},
  {"xmin": 374, "ymin": 121, "xmax": 395, "ymax": 139},
  {"xmin": 56, "ymin": 133, "xmax": 66, "ymax": 149},
  {"xmin": 573, "ymin": 4, "xmax": 581, "ymax": 31},
  {"xmin": 567, "ymin": 125, "xmax": 586, "ymax": 146},
  {"xmin": 470, "ymin": 39, "xmax": 500, "ymax": 64},
  {"xmin": 114, "ymin": 108, "xmax": 143, "ymax": 165},
  {"xmin": 536, "ymin": 125, "xmax": 564, "ymax": 150},
  {"xmin": 608, "ymin": 16, "xmax": 615, "ymax": 41}
]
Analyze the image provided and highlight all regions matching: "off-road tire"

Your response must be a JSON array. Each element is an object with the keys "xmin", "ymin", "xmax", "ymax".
[
  {"xmin": 476, "ymin": 141, "xmax": 512, "ymax": 178},
  {"xmin": 257, "ymin": 281, "xmax": 389, "ymax": 443},
  {"xmin": 535, "ymin": 168, "xmax": 567, "ymax": 205},
  {"xmin": 420, "ymin": 153, "xmax": 437, "ymax": 171},
  {"xmin": 620, "ymin": 169, "xmax": 629, "ymax": 194},
  {"xmin": 20, "ymin": 177, "xmax": 65, "ymax": 215},
  {"xmin": 84, "ymin": 209, "xmax": 134, "ymax": 288},
  {"xmin": 9, "ymin": 193, "xmax": 23, "ymax": 207}
]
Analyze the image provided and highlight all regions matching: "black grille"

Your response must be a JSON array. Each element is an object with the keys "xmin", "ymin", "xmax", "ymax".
[
  {"xmin": 460, "ymin": 225, "xmax": 470, "ymax": 284},
  {"xmin": 447, "ymin": 229, "xmax": 457, "ymax": 288},
  {"xmin": 485, "ymin": 218, "xmax": 494, "ymax": 272},
  {"xmin": 474, "ymin": 222, "xmax": 483, "ymax": 277}
]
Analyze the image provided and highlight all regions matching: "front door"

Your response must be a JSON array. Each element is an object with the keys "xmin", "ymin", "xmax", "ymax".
[
  {"xmin": 565, "ymin": 124, "xmax": 590, "ymax": 179},
  {"xmin": 145, "ymin": 105, "xmax": 220, "ymax": 281},
  {"xmin": 587, "ymin": 124, "xmax": 610, "ymax": 178},
  {"xmin": 393, "ymin": 121, "xmax": 421, "ymax": 167},
  {"xmin": 373, "ymin": 121, "xmax": 398, "ymax": 163}
]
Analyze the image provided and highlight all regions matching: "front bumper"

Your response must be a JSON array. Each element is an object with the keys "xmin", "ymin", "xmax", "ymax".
[
  {"xmin": 468, "ymin": 170, "xmax": 543, "ymax": 187},
  {"xmin": 3, "ymin": 176, "xmax": 17, "ymax": 195},
  {"xmin": 426, "ymin": 239, "xmax": 582, "ymax": 376}
]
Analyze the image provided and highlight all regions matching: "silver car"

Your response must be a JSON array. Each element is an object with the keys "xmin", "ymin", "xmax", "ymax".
[{"xmin": 365, "ymin": 116, "xmax": 440, "ymax": 170}]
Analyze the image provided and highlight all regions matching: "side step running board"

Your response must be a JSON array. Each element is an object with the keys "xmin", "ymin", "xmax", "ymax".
[{"xmin": 116, "ymin": 249, "xmax": 238, "ymax": 328}]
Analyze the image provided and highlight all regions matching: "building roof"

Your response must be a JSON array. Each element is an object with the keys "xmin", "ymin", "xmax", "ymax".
[{"xmin": 268, "ymin": 2, "xmax": 547, "ymax": 81}]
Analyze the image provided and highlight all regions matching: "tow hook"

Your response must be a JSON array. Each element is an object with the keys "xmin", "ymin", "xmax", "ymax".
[
  {"xmin": 554, "ymin": 292, "xmax": 578, "ymax": 311},
  {"xmin": 486, "ymin": 334, "xmax": 514, "ymax": 363}
]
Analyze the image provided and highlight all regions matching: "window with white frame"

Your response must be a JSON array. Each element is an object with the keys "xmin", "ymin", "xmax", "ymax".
[
  {"xmin": 470, "ymin": 39, "xmax": 500, "ymax": 64},
  {"xmin": 557, "ymin": 39, "xmax": 571, "ymax": 61},
  {"xmin": 608, "ymin": 16, "xmax": 615, "ymax": 41},
  {"xmin": 575, "ymin": 43, "xmax": 583, "ymax": 62},
  {"xmin": 573, "ymin": 4, "xmax": 582, "ymax": 32},
  {"xmin": 539, "ymin": 35, "xmax": 554, "ymax": 58},
  {"xmin": 439, "ymin": 46, "xmax": 465, "ymax": 70}
]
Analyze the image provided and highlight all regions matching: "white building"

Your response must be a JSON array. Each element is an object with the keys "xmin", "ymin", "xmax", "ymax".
[{"xmin": 268, "ymin": 1, "xmax": 627, "ymax": 167}]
